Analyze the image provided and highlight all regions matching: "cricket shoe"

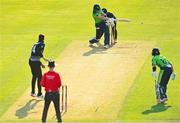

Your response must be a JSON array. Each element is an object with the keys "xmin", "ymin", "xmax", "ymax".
[
  {"xmin": 37, "ymin": 94, "xmax": 44, "ymax": 100},
  {"xmin": 89, "ymin": 38, "xmax": 98, "ymax": 44},
  {"xmin": 158, "ymin": 98, "xmax": 168, "ymax": 103},
  {"xmin": 104, "ymin": 44, "xmax": 109, "ymax": 49},
  {"xmin": 31, "ymin": 93, "xmax": 36, "ymax": 97},
  {"xmin": 161, "ymin": 98, "xmax": 168, "ymax": 102}
]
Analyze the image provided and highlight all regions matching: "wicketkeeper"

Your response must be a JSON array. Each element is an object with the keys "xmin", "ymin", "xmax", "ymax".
[
  {"xmin": 151, "ymin": 48, "xmax": 176, "ymax": 103},
  {"xmin": 29, "ymin": 34, "xmax": 49, "ymax": 98},
  {"xmin": 102, "ymin": 8, "xmax": 118, "ymax": 44},
  {"xmin": 89, "ymin": 4, "xmax": 110, "ymax": 49}
]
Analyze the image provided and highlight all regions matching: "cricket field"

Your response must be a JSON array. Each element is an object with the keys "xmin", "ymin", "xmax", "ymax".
[{"xmin": 0, "ymin": 0, "xmax": 180, "ymax": 122}]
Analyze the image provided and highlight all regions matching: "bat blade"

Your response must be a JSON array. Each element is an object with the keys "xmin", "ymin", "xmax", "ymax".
[{"xmin": 116, "ymin": 18, "xmax": 131, "ymax": 22}]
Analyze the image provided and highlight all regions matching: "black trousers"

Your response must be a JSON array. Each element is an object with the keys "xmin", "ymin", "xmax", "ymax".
[
  {"xmin": 29, "ymin": 60, "xmax": 42, "ymax": 96},
  {"xmin": 159, "ymin": 67, "xmax": 173, "ymax": 99},
  {"xmin": 96, "ymin": 22, "xmax": 110, "ymax": 45},
  {"xmin": 42, "ymin": 92, "xmax": 62, "ymax": 123}
]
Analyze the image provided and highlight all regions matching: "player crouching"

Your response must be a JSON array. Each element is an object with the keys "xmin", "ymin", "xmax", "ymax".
[{"xmin": 151, "ymin": 48, "xmax": 176, "ymax": 103}]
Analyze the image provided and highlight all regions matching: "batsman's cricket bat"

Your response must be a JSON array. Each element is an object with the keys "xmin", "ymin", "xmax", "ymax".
[
  {"xmin": 116, "ymin": 18, "xmax": 131, "ymax": 22},
  {"xmin": 155, "ymin": 80, "xmax": 161, "ymax": 103}
]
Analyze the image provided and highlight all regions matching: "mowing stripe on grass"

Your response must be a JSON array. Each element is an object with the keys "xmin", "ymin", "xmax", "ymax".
[{"xmin": 1, "ymin": 41, "xmax": 154, "ymax": 122}]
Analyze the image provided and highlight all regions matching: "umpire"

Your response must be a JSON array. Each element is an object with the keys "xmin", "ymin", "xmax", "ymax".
[
  {"xmin": 41, "ymin": 61, "xmax": 62, "ymax": 123},
  {"xmin": 29, "ymin": 34, "xmax": 49, "ymax": 98},
  {"xmin": 102, "ymin": 8, "xmax": 117, "ymax": 44}
]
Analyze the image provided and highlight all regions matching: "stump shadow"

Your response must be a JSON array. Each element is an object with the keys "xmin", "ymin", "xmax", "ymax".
[{"xmin": 83, "ymin": 45, "xmax": 108, "ymax": 56}]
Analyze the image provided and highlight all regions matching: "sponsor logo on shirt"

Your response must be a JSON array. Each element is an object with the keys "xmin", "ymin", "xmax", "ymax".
[{"xmin": 46, "ymin": 75, "xmax": 55, "ymax": 80}]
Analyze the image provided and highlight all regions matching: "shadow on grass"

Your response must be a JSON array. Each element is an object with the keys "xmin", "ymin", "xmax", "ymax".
[
  {"xmin": 83, "ymin": 45, "xmax": 107, "ymax": 56},
  {"xmin": 142, "ymin": 103, "xmax": 172, "ymax": 115},
  {"xmin": 15, "ymin": 99, "xmax": 42, "ymax": 118}
]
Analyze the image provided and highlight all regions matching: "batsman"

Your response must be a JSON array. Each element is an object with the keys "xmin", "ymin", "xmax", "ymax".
[
  {"xmin": 151, "ymin": 48, "xmax": 176, "ymax": 103},
  {"xmin": 89, "ymin": 4, "xmax": 110, "ymax": 49}
]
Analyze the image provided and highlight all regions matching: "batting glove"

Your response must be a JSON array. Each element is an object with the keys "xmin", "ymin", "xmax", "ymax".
[
  {"xmin": 152, "ymin": 71, "xmax": 157, "ymax": 79},
  {"xmin": 171, "ymin": 72, "xmax": 176, "ymax": 80},
  {"xmin": 105, "ymin": 20, "xmax": 111, "ymax": 26},
  {"xmin": 109, "ymin": 18, "xmax": 115, "ymax": 27}
]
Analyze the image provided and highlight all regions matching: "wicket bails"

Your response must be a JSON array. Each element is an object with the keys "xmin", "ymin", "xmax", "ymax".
[{"xmin": 60, "ymin": 85, "xmax": 67, "ymax": 115}]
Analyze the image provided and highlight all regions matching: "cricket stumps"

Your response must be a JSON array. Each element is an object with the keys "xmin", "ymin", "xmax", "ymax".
[{"xmin": 60, "ymin": 85, "xmax": 67, "ymax": 115}]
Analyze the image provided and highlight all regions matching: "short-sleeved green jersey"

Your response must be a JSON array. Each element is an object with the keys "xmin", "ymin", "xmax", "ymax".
[
  {"xmin": 93, "ymin": 10, "xmax": 103, "ymax": 24},
  {"xmin": 152, "ymin": 55, "xmax": 171, "ymax": 69}
]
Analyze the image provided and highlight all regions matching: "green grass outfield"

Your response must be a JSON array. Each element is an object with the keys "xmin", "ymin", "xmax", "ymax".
[{"xmin": 0, "ymin": 0, "xmax": 180, "ymax": 121}]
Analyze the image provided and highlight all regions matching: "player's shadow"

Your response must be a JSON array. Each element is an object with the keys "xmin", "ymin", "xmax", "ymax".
[
  {"xmin": 142, "ymin": 103, "xmax": 172, "ymax": 115},
  {"xmin": 15, "ymin": 99, "xmax": 42, "ymax": 118},
  {"xmin": 83, "ymin": 45, "xmax": 107, "ymax": 56}
]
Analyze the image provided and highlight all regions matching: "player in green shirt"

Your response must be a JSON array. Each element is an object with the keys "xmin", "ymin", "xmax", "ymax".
[
  {"xmin": 89, "ymin": 4, "xmax": 110, "ymax": 49},
  {"xmin": 152, "ymin": 48, "xmax": 176, "ymax": 103}
]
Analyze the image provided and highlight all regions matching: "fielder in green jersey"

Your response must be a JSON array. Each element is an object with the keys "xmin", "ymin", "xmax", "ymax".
[
  {"xmin": 152, "ymin": 55, "xmax": 171, "ymax": 69},
  {"xmin": 152, "ymin": 48, "xmax": 176, "ymax": 103}
]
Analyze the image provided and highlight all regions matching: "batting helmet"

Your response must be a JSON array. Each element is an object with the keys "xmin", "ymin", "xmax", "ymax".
[
  {"xmin": 152, "ymin": 48, "xmax": 160, "ymax": 56},
  {"xmin": 102, "ymin": 8, "xmax": 107, "ymax": 13},
  {"xmin": 93, "ymin": 4, "xmax": 100, "ymax": 13}
]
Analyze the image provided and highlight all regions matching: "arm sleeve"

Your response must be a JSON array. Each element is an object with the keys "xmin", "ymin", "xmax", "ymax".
[
  {"xmin": 40, "ymin": 74, "xmax": 46, "ymax": 87},
  {"xmin": 152, "ymin": 57, "xmax": 156, "ymax": 66},
  {"xmin": 152, "ymin": 57, "xmax": 157, "ymax": 71},
  {"xmin": 56, "ymin": 74, "xmax": 62, "ymax": 88}
]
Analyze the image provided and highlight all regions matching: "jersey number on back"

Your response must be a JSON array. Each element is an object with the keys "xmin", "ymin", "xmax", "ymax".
[{"xmin": 32, "ymin": 44, "xmax": 37, "ymax": 53}]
